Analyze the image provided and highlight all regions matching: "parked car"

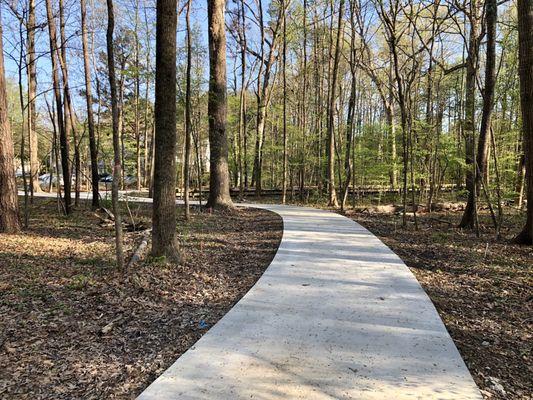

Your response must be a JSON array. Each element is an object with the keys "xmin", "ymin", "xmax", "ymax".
[{"xmin": 39, "ymin": 173, "xmax": 63, "ymax": 187}]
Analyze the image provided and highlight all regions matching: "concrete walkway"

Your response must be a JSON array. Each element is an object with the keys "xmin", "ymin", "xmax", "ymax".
[{"xmin": 137, "ymin": 204, "xmax": 482, "ymax": 400}]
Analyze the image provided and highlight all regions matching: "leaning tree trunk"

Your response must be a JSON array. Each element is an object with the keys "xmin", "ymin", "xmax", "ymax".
[
  {"xmin": 0, "ymin": 19, "xmax": 20, "ymax": 233},
  {"xmin": 515, "ymin": 0, "xmax": 533, "ymax": 244},
  {"xmin": 106, "ymin": 0, "xmax": 125, "ymax": 269},
  {"xmin": 152, "ymin": 0, "xmax": 179, "ymax": 258},
  {"xmin": 206, "ymin": 0, "xmax": 233, "ymax": 209},
  {"xmin": 81, "ymin": 0, "xmax": 100, "ymax": 209}
]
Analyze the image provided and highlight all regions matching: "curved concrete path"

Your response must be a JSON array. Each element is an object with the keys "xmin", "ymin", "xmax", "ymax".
[{"xmin": 137, "ymin": 204, "xmax": 482, "ymax": 400}]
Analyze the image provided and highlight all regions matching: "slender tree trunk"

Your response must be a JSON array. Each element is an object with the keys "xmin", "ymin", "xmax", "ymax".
[
  {"xmin": 515, "ymin": 0, "xmax": 533, "ymax": 244},
  {"xmin": 134, "ymin": 0, "xmax": 141, "ymax": 191},
  {"xmin": 0, "ymin": 18, "xmax": 20, "ymax": 233},
  {"xmin": 237, "ymin": 0, "xmax": 247, "ymax": 194},
  {"xmin": 45, "ymin": 0, "xmax": 71, "ymax": 214},
  {"xmin": 206, "ymin": 0, "xmax": 233, "ymax": 208},
  {"xmin": 299, "ymin": 0, "xmax": 308, "ymax": 200},
  {"xmin": 184, "ymin": 0, "xmax": 192, "ymax": 219},
  {"xmin": 58, "ymin": 0, "xmax": 80, "ymax": 206},
  {"xmin": 27, "ymin": 0, "xmax": 40, "ymax": 195},
  {"xmin": 152, "ymin": 0, "xmax": 179, "ymax": 258},
  {"xmin": 106, "ymin": 0, "xmax": 125, "ymax": 269},
  {"xmin": 327, "ymin": 0, "xmax": 344, "ymax": 208},
  {"xmin": 81, "ymin": 0, "xmax": 100, "ymax": 209},
  {"xmin": 281, "ymin": 0, "xmax": 288, "ymax": 204}
]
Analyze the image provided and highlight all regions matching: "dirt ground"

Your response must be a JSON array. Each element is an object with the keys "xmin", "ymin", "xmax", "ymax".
[
  {"xmin": 0, "ymin": 198, "xmax": 282, "ymax": 399},
  {"xmin": 347, "ymin": 209, "xmax": 532, "ymax": 400}
]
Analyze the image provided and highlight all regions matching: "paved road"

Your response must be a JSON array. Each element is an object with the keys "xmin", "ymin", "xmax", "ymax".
[{"xmin": 135, "ymin": 203, "xmax": 482, "ymax": 400}]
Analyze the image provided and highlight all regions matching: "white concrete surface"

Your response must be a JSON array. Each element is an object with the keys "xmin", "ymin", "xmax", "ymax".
[{"xmin": 136, "ymin": 204, "xmax": 482, "ymax": 400}]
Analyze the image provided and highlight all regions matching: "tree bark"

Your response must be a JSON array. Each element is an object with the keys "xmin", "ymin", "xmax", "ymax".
[
  {"xmin": 45, "ymin": 0, "xmax": 71, "ymax": 214},
  {"xmin": 327, "ymin": 0, "xmax": 344, "ymax": 208},
  {"xmin": 81, "ymin": 0, "xmax": 100, "ymax": 209},
  {"xmin": 27, "ymin": 0, "xmax": 40, "ymax": 195},
  {"xmin": 462, "ymin": 0, "xmax": 497, "ymax": 226},
  {"xmin": 0, "ymin": 17, "xmax": 20, "ymax": 233},
  {"xmin": 281, "ymin": 0, "xmax": 288, "ymax": 204},
  {"xmin": 152, "ymin": 0, "xmax": 179, "ymax": 258},
  {"xmin": 184, "ymin": 0, "xmax": 192, "ymax": 219},
  {"xmin": 206, "ymin": 0, "xmax": 233, "ymax": 208},
  {"xmin": 58, "ymin": 0, "xmax": 80, "ymax": 206},
  {"xmin": 515, "ymin": 0, "xmax": 533, "ymax": 244},
  {"xmin": 459, "ymin": 1, "xmax": 481, "ymax": 229},
  {"xmin": 106, "ymin": 0, "xmax": 125, "ymax": 269}
]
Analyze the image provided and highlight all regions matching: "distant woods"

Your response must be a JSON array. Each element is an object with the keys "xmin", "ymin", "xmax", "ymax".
[{"xmin": 0, "ymin": 0, "xmax": 532, "ymax": 245}]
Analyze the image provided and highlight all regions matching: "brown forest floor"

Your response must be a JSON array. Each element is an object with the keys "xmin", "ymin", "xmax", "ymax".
[
  {"xmin": 0, "ymin": 198, "xmax": 282, "ymax": 399},
  {"xmin": 347, "ymin": 209, "xmax": 532, "ymax": 400}
]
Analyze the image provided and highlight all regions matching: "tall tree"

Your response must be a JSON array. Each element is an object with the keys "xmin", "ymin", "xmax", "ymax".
[
  {"xmin": 81, "ymin": 0, "xmax": 100, "ymax": 209},
  {"xmin": 281, "ymin": 0, "xmax": 288, "ymax": 204},
  {"xmin": 206, "ymin": 0, "xmax": 233, "ymax": 208},
  {"xmin": 461, "ymin": 0, "xmax": 496, "ymax": 228},
  {"xmin": 58, "ymin": 0, "xmax": 80, "ymax": 206},
  {"xmin": 515, "ymin": 0, "xmax": 533, "ymax": 244},
  {"xmin": 326, "ymin": 0, "xmax": 344, "ymax": 208},
  {"xmin": 27, "ymin": 0, "xmax": 40, "ymax": 195},
  {"xmin": 152, "ymin": 0, "xmax": 179, "ymax": 257},
  {"xmin": 459, "ymin": 0, "xmax": 482, "ymax": 229},
  {"xmin": 106, "ymin": 0, "xmax": 125, "ymax": 269},
  {"xmin": 0, "ymin": 16, "xmax": 20, "ymax": 233},
  {"xmin": 45, "ymin": 0, "xmax": 71, "ymax": 214},
  {"xmin": 184, "ymin": 0, "xmax": 192, "ymax": 219}
]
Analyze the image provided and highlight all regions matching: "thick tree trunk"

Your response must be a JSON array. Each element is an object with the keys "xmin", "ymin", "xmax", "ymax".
[
  {"xmin": 81, "ymin": 0, "xmax": 100, "ymax": 209},
  {"xmin": 462, "ymin": 0, "xmax": 496, "ymax": 226},
  {"xmin": 515, "ymin": 0, "xmax": 533, "ymax": 244},
  {"xmin": 459, "ymin": 2, "xmax": 481, "ymax": 229},
  {"xmin": 152, "ymin": 0, "xmax": 179, "ymax": 258},
  {"xmin": 0, "ymin": 19, "xmax": 20, "ymax": 233},
  {"xmin": 206, "ymin": 0, "xmax": 233, "ymax": 208},
  {"xmin": 106, "ymin": 0, "xmax": 125, "ymax": 269}
]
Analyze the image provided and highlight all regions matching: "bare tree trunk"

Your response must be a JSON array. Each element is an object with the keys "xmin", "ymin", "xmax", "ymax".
[
  {"xmin": 58, "ymin": 0, "xmax": 80, "ymax": 206},
  {"xmin": 81, "ymin": 0, "xmax": 100, "ymax": 209},
  {"xmin": 206, "ymin": 0, "xmax": 233, "ymax": 208},
  {"xmin": 515, "ymin": 0, "xmax": 533, "ymax": 244},
  {"xmin": 461, "ymin": 0, "xmax": 496, "ymax": 226},
  {"xmin": 237, "ymin": 0, "xmax": 247, "ymax": 194},
  {"xmin": 106, "ymin": 0, "xmax": 125, "ymax": 269},
  {"xmin": 152, "ymin": 0, "xmax": 179, "ymax": 258},
  {"xmin": 45, "ymin": 0, "xmax": 71, "ymax": 214},
  {"xmin": 184, "ymin": 0, "xmax": 192, "ymax": 219},
  {"xmin": 459, "ymin": 1, "xmax": 481, "ymax": 229},
  {"xmin": 327, "ymin": 0, "xmax": 344, "ymax": 208},
  {"xmin": 27, "ymin": 0, "xmax": 40, "ymax": 195},
  {"xmin": 281, "ymin": 0, "xmax": 288, "ymax": 204},
  {"xmin": 0, "ymin": 18, "xmax": 20, "ymax": 233},
  {"xmin": 134, "ymin": 0, "xmax": 141, "ymax": 191}
]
